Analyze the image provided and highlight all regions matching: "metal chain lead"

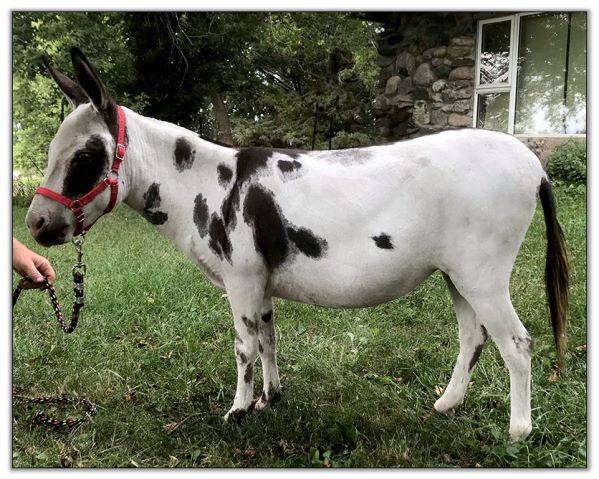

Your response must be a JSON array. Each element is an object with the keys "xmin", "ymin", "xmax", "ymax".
[
  {"xmin": 13, "ymin": 272, "xmax": 84, "ymax": 333},
  {"xmin": 12, "ymin": 235, "xmax": 96, "ymax": 429},
  {"xmin": 13, "ymin": 393, "xmax": 97, "ymax": 429}
]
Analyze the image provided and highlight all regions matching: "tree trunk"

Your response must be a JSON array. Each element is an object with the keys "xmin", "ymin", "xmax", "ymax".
[{"xmin": 210, "ymin": 92, "xmax": 234, "ymax": 146}]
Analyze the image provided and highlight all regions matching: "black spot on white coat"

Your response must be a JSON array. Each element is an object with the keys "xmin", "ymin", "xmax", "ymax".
[
  {"xmin": 225, "ymin": 147, "xmax": 300, "ymax": 227},
  {"xmin": 287, "ymin": 226, "xmax": 327, "ymax": 258},
  {"xmin": 213, "ymin": 147, "xmax": 274, "ymax": 236},
  {"xmin": 193, "ymin": 193, "xmax": 209, "ymax": 237},
  {"xmin": 235, "ymin": 147, "xmax": 303, "ymax": 184},
  {"xmin": 513, "ymin": 335, "xmax": 533, "ymax": 355},
  {"xmin": 208, "ymin": 213, "xmax": 232, "ymax": 261},
  {"xmin": 243, "ymin": 184, "xmax": 328, "ymax": 269},
  {"xmin": 244, "ymin": 363, "xmax": 254, "ymax": 383},
  {"xmin": 237, "ymin": 349, "xmax": 248, "ymax": 364},
  {"xmin": 372, "ymin": 233, "xmax": 393, "ymax": 250},
  {"xmin": 277, "ymin": 159, "xmax": 302, "ymax": 174},
  {"xmin": 261, "ymin": 311, "xmax": 273, "ymax": 323},
  {"xmin": 195, "ymin": 147, "xmax": 315, "ymax": 263},
  {"xmin": 217, "ymin": 163, "xmax": 233, "ymax": 187},
  {"xmin": 242, "ymin": 315, "xmax": 258, "ymax": 335},
  {"xmin": 266, "ymin": 382, "xmax": 282, "ymax": 405},
  {"xmin": 276, "ymin": 158, "xmax": 306, "ymax": 182},
  {"xmin": 468, "ymin": 326, "xmax": 489, "ymax": 372},
  {"xmin": 174, "ymin": 137, "xmax": 195, "ymax": 172},
  {"xmin": 235, "ymin": 147, "xmax": 272, "ymax": 185},
  {"xmin": 142, "ymin": 183, "xmax": 168, "ymax": 225},
  {"xmin": 243, "ymin": 185, "xmax": 289, "ymax": 268}
]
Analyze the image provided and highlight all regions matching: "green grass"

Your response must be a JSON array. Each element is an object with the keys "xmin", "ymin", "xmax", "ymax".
[{"xmin": 12, "ymin": 185, "xmax": 586, "ymax": 468}]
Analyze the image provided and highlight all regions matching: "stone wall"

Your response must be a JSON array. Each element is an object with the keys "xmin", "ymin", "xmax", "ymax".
[
  {"xmin": 369, "ymin": 12, "xmax": 586, "ymax": 167},
  {"xmin": 373, "ymin": 13, "xmax": 478, "ymax": 141}
]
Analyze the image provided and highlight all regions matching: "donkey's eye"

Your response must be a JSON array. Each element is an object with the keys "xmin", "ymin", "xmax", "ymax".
[{"xmin": 74, "ymin": 152, "xmax": 94, "ymax": 164}]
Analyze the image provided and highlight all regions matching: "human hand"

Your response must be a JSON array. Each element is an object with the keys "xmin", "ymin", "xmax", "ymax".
[{"xmin": 12, "ymin": 238, "xmax": 56, "ymax": 289}]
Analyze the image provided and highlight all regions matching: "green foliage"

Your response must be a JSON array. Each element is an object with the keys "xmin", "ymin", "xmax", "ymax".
[
  {"xmin": 12, "ymin": 74, "xmax": 62, "ymax": 174},
  {"xmin": 12, "ymin": 12, "xmax": 147, "ymax": 174},
  {"xmin": 123, "ymin": 12, "xmax": 379, "ymax": 148},
  {"xmin": 231, "ymin": 13, "xmax": 379, "ymax": 149},
  {"xmin": 11, "ymin": 185, "xmax": 586, "ymax": 467},
  {"xmin": 124, "ymin": 12, "xmax": 265, "ymax": 133},
  {"xmin": 546, "ymin": 139, "xmax": 587, "ymax": 185},
  {"xmin": 12, "ymin": 173, "xmax": 42, "ymax": 207}
]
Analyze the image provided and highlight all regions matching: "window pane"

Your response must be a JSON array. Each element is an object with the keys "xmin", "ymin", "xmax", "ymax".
[
  {"xmin": 565, "ymin": 12, "xmax": 586, "ymax": 134},
  {"xmin": 477, "ymin": 92, "xmax": 509, "ymax": 132},
  {"xmin": 515, "ymin": 13, "xmax": 586, "ymax": 134},
  {"xmin": 480, "ymin": 21, "xmax": 511, "ymax": 85}
]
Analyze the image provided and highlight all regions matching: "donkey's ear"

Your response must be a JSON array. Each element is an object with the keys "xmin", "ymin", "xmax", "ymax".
[
  {"xmin": 70, "ymin": 47, "xmax": 116, "ymax": 115},
  {"xmin": 42, "ymin": 55, "xmax": 88, "ymax": 109}
]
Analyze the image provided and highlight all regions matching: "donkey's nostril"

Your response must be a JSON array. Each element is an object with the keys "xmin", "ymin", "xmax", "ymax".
[{"xmin": 35, "ymin": 216, "xmax": 47, "ymax": 231}]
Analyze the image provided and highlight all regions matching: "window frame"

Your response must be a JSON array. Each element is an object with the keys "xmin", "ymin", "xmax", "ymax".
[{"xmin": 473, "ymin": 12, "xmax": 586, "ymax": 137}]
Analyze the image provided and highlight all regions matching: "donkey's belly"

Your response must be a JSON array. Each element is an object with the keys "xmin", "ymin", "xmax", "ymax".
[{"xmin": 269, "ymin": 255, "xmax": 435, "ymax": 308}]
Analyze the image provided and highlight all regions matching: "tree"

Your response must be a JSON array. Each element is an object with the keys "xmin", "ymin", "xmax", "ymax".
[
  {"xmin": 230, "ymin": 13, "xmax": 379, "ymax": 149},
  {"xmin": 125, "ymin": 12, "xmax": 379, "ymax": 149},
  {"xmin": 124, "ymin": 12, "xmax": 265, "ymax": 143},
  {"xmin": 12, "ymin": 12, "xmax": 143, "ymax": 173}
]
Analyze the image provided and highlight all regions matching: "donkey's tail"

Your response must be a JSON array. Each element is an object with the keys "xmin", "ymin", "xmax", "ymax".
[{"xmin": 538, "ymin": 177, "xmax": 570, "ymax": 370}]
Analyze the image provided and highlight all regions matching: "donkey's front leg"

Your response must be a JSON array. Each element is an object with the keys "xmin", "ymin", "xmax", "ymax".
[
  {"xmin": 223, "ymin": 274, "xmax": 266, "ymax": 422},
  {"xmin": 254, "ymin": 296, "xmax": 282, "ymax": 410}
]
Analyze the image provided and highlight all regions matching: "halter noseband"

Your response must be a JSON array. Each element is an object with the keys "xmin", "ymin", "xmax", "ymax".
[{"xmin": 35, "ymin": 105, "xmax": 126, "ymax": 236}]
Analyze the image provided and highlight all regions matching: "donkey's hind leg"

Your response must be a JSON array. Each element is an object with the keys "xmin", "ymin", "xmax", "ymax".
[
  {"xmin": 434, "ymin": 273, "xmax": 488, "ymax": 413},
  {"xmin": 450, "ymin": 274, "xmax": 533, "ymax": 441}
]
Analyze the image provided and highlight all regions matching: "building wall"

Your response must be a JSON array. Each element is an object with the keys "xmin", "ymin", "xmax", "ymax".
[
  {"xmin": 374, "ymin": 13, "xmax": 478, "ymax": 141},
  {"xmin": 372, "ymin": 12, "xmax": 586, "ymax": 166}
]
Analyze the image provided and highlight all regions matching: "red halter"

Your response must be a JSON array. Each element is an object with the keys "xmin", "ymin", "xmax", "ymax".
[{"xmin": 35, "ymin": 105, "xmax": 126, "ymax": 236}]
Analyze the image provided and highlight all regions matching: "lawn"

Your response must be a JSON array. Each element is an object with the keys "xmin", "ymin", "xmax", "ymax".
[{"xmin": 11, "ymin": 185, "xmax": 586, "ymax": 468}]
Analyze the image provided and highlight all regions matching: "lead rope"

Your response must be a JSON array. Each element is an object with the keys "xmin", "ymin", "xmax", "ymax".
[{"xmin": 12, "ymin": 234, "xmax": 97, "ymax": 430}]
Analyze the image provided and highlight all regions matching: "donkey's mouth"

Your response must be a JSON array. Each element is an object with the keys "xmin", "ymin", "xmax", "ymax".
[
  {"xmin": 34, "ymin": 224, "xmax": 71, "ymax": 247},
  {"xmin": 36, "ymin": 235, "xmax": 68, "ymax": 247}
]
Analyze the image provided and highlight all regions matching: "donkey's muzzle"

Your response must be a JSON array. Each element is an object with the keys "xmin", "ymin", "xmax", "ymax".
[{"xmin": 26, "ymin": 211, "xmax": 70, "ymax": 247}]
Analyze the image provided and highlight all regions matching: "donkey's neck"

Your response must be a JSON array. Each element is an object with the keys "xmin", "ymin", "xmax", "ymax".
[
  {"xmin": 122, "ymin": 108, "xmax": 235, "ymax": 213},
  {"xmin": 120, "ymin": 108, "xmax": 237, "ymax": 285}
]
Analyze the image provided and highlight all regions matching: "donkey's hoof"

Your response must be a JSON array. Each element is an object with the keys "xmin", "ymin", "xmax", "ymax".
[
  {"xmin": 433, "ymin": 396, "xmax": 460, "ymax": 414},
  {"xmin": 223, "ymin": 407, "xmax": 251, "ymax": 424},
  {"xmin": 509, "ymin": 422, "xmax": 532, "ymax": 442},
  {"xmin": 253, "ymin": 389, "xmax": 282, "ymax": 411}
]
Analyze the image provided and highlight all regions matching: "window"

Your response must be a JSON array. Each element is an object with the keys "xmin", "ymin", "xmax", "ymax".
[{"xmin": 475, "ymin": 12, "xmax": 586, "ymax": 135}]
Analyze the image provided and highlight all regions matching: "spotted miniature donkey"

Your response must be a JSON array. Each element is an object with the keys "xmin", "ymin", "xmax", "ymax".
[{"xmin": 26, "ymin": 48, "xmax": 569, "ymax": 442}]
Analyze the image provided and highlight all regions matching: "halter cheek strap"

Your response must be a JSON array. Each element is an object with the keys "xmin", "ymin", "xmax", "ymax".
[{"xmin": 35, "ymin": 105, "xmax": 126, "ymax": 236}]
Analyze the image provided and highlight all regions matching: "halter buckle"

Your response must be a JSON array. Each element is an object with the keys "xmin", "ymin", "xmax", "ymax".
[{"xmin": 115, "ymin": 143, "xmax": 126, "ymax": 161}]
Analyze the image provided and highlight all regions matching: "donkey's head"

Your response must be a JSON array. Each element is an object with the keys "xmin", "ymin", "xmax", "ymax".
[{"xmin": 26, "ymin": 48, "xmax": 122, "ymax": 246}]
